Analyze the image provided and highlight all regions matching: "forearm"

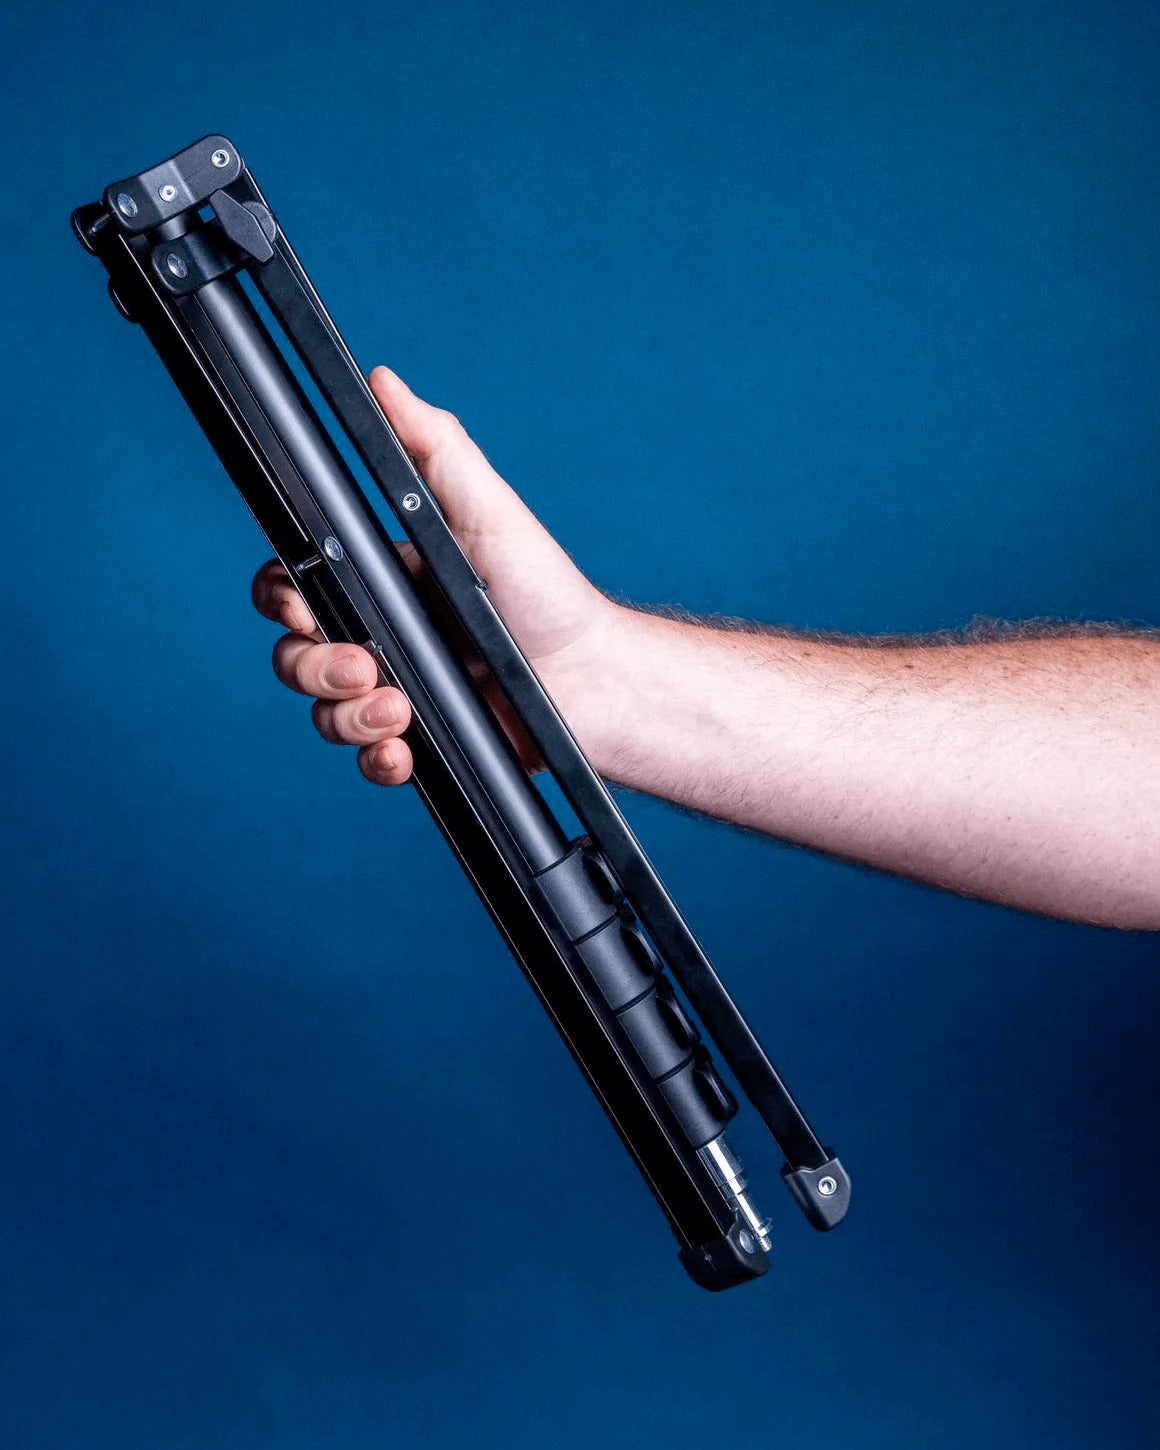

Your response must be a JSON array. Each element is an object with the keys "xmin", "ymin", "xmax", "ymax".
[
  {"xmin": 583, "ymin": 608, "xmax": 1160, "ymax": 930},
  {"xmin": 255, "ymin": 375, "xmax": 1159, "ymax": 930}
]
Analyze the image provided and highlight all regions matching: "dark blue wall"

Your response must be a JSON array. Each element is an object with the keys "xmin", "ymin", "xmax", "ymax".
[{"xmin": 3, "ymin": 2, "xmax": 1157, "ymax": 1444}]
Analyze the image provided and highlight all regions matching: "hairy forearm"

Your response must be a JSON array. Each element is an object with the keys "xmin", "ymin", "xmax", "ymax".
[
  {"xmin": 255, "ymin": 377, "xmax": 1159, "ymax": 929},
  {"xmin": 582, "ymin": 608, "xmax": 1160, "ymax": 930}
]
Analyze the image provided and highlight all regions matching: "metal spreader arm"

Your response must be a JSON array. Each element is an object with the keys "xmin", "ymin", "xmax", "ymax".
[{"xmin": 73, "ymin": 135, "xmax": 850, "ymax": 1291}]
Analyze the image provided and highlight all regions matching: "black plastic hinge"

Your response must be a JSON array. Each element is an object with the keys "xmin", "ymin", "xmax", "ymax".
[{"xmin": 102, "ymin": 135, "xmax": 243, "ymax": 235}]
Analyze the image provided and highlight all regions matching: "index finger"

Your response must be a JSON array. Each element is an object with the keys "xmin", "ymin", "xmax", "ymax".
[{"xmin": 252, "ymin": 559, "xmax": 319, "ymax": 636}]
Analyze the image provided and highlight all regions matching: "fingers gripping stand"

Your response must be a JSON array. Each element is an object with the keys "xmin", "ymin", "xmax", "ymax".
[{"xmin": 74, "ymin": 136, "xmax": 850, "ymax": 1290}]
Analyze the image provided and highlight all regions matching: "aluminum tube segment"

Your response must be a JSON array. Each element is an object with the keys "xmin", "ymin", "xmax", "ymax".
[
  {"xmin": 126, "ymin": 260, "xmax": 742, "ymax": 1261},
  {"xmin": 193, "ymin": 276, "xmax": 566, "ymax": 873},
  {"xmin": 252, "ymin": 240, "xmax": 834, "ymax": 1176},
  {"xmin": 72, "ymin": 185, "xmax": 772, "ymax": 1282}
]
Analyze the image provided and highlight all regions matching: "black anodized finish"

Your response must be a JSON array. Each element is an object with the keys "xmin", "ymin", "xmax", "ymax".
[
  {"xmin": 254, "ymin": 233, "xmax": 839, "ymax": 1181},
  {"xmin": 73, "ymin": 173, "xmax": 771, "ymax": 1287},
  {"xmin": 188, "ymin": 274, "xmax": 566, "ymax": 874},
  {"xmin": 72, "ymin": 133, "xmax": 852, "ymax": 1283}
]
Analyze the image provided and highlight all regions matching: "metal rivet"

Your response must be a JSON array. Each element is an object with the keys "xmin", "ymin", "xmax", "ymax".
[
  {"xmin": 115, "ymin": 192, "xmax": 138, "ymax": 218},
  {"xmin": 158, "ymin": 184, "xmax": 177, "ymax": 202},
  {"xmin": 401, "ymin": 492, "xmax": 421, "ymax": 512},
  {"xmin": 737, "ymin": 1228, "xmax": 755, "ymax": 1254},
  {"xmin": 211, "ymin": 149, "xmax": 230, "ymax": 168},
  {"xmin": 165, "ymin": 253, "xmax": 188, "ymax": 279},
  {"xmin": 323, "ymin": 536, "xmax": 343, "ymax": 562},
  {"xmin": 818, "ymin": 1176, "xmax": 837, "ymax": 1197}
]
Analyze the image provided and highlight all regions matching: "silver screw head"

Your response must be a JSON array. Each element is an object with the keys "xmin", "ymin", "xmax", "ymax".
[
  {"xmin": 158, "ymin": 183, "xmax": 177, "ymax": 202},
  {"xmin": 165, "ymin": 252, "xmax": 188, "ymax": 279},
  {"xmin": 323, "ymin": 536, "xmax": 344, "ymax": 562},
  {"xmin": 737, "ymin": 1228, "xmax": 756, "ymax": 1254},
  {"xmin": 115, "ymin": 191, "xmax": 138, "ymax": 218},
  {"xmin": 211, "ymin": 149, "xmax": 230, "ymax": 168},
  {"xmin": 401, "ymin": 492, "xmax": 421, "ymax": 512},
  {"xmin": 818, "ymin": 1176, "xmax": 837, "ymax": 1197}
]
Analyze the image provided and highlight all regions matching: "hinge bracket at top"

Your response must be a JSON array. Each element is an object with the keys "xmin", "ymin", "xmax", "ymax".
[
  {"xmin": 102, "ymin": 134, "xmax": 243, "ymax": 234},
  {"xmin": 151, "ymin": 193, "xmax": 277, "ymax": 296}
]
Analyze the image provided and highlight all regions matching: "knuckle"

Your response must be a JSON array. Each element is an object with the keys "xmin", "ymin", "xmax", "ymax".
[
  {"xmin": 253, "ymin": 559, "xmax": 282, "ymax": 602},
  {"xmin": 271, "ymin": 635, "xmax": 294, "ymax": 681},
  {"xmin": 334, "ymin": 697, "xmax": 368, "ymax": 743},
  {"xmin": 272, "ymin": 634, "xmax": 318, "ymax": 692},
  {"xmin": 275, "ymin": 589, "xmax": 305, "ymax": 630}
]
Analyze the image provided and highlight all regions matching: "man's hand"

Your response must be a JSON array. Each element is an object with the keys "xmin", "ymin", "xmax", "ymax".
[
  {"xmin": 251, "ymin": 365, "xmax": 1160, "ymax": 929},
  {"xmin": 250, "ymin": 366, "xmax": 619, "ymax": 785}
]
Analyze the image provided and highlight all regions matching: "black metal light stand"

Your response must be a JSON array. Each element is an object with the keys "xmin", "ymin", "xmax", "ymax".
[{"xmin": 73, "ymin": 136, "xmax": 850, "ymax": 1290}]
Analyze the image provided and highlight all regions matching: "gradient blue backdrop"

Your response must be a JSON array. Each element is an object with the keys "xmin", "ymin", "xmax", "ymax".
[{"xmin": 2, "ymin": 1, "xmax": 1157, "ymax": 1445}]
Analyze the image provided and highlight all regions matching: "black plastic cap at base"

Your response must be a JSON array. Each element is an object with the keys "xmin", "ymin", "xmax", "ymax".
[
  {"xmin": 781, "ymin": 1154, "xmax": 851, "ymax": 1230},
  {"xmin": 679, "ymin": 1215, "xmax": 769, "ymax": 1291}
]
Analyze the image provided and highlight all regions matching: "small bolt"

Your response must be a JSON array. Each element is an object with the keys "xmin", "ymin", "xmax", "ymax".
[
  {"xmin": 165, "ymin": 253, "xmax": 188, "ymax": 279},
  {"xmin": 818, "ymin": 1176, "xmax": 837, "ymax": 1197},
  {"xmin": 211, "ymin": 149, "xmax": 230, "ymax": 168},
  {"xmin": 115, "ymin": 192, "xmax": 138, "ymax": 218},
  {"xmin": 323, "ymin": 536, "xmax": 344, "ymax": 562},
  {"xmin": 737, "ymin": 1228, "xmax": 755, "ymax": 1254},
  {"xmin": 158, "ymin": 184, "xmax": 177, "ymax": 202},
  {"xmin": 401, "ymin": 492, "xmax": 421, "ymax": 512}
]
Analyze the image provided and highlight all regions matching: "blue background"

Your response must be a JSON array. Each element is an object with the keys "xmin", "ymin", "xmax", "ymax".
[{"xmin": 2, "ymin": 1, "xmax": 1158, "ymax": 1444}]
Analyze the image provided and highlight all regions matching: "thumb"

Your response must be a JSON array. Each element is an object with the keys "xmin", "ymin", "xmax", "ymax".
[
  {"xmin": 367, "ymin": 368, "xmax": 608, "ymax": 669},
  {"xmin": 367, "ymin": 365, "xmax": 528, "ymax": 541}
]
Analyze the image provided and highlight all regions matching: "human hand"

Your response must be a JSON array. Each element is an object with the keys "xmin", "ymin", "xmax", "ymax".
[{"xmin": 251, "ymin": 366, "xmax": 620, "ymax": 785}]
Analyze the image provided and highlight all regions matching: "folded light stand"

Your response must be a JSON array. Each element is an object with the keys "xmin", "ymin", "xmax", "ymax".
[{"xmin": 74, "ymin": 136, "xmax": 850, "ymax": 1289}]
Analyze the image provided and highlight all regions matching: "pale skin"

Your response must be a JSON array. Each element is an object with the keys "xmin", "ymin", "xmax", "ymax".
[{"xmin": 253, "ymin": 366, "xmax": 1160, "ymax": 931}]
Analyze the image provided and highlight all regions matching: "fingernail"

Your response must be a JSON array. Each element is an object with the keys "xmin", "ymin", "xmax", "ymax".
[
  {"xmin": 375, "ymin": 741, "xmax": 402, "ymax": 774},
  {"xmin": 323, "ymin": 657, "xmax": 367, "ymax": 690},
  {"xmin": 360, "ymin": 696, "xmax": 401, "ymax": 729}
]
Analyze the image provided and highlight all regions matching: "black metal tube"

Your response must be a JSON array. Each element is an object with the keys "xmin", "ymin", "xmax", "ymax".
[{"xmin": 194, "ymin": 275, "xmax": 567, "ymax": 872}]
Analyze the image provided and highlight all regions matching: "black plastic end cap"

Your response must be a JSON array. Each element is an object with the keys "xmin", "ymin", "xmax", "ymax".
[
  {"xmin": 781, "ymin": 1154, "xmax": 851, "ymax": 1230},
  {"xmin": 679, "ymin": 1215, "xmax": 769, "ymax": 1291},
  {"xmin": 72, "ymin": 201, "xmax": 109, "ymax": 255}
]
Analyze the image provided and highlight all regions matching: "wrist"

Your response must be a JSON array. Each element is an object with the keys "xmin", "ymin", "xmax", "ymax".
[
  {"xmin": 572, "ymin": 601, "xmax": 670, "ymax": 782},
  {"xmin": 531, "ymin": 594, "xmax": 641, "ymax": 777}
]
